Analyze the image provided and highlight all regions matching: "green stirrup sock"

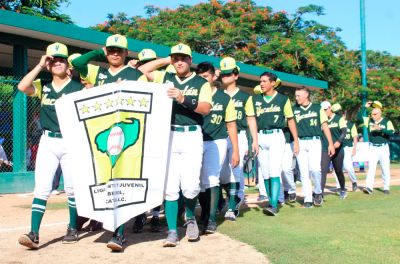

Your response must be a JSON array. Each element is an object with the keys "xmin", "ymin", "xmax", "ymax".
[
  {"xmin": 31, "ymin": 198, "xmax": 47, "ymax": 233},
  {"xmin": 117, "ymin": 224, "xmax": 125, "ymax": 235},
  {"xmin": 184, "ymin": 196, "xmax": 198, "ymax": 220},
  {"xmin": 67, "ymin": 197, "xmax": 77, "ymax": 229},
  {"xmin": 228, "ymin": 182, "xmax": 240, "ymax": 210},
  {"xmin": 270, "ymin": 177, "xmax": 281, "ymax": 208},
  {"xmin": 209, "ymin": 186, "xmax": 220, "ymax": 222},
  {"xmin": 264, "ymin": 179, "xmax": 272, "ymax": 201},
  {"xmin": 165, "ymin": 200, "xmax": 178, "ymax": 231}
]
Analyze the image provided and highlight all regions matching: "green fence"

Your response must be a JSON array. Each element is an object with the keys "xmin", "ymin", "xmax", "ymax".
[{"xmin": 0, "ymin": 76, "xmax": 41, "ymax": 193}]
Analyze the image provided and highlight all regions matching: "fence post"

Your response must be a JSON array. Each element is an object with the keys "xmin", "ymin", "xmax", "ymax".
[{"xmin": 12, "ymin": 44, "xmax": 28, "ymax": 172}]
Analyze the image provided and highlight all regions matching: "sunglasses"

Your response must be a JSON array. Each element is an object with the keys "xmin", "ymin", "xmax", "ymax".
[
  {"xmin": 220, "ymin": 72, "xmax": 234, "ymax": 77},
  {"xmin": 106, "ymin": 47, "xmax": 124, "ymax": 53}
]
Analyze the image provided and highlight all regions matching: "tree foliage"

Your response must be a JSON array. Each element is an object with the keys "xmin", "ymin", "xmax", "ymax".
[
  {"xmin": 92, "ymin": 0, "xmax": 399, "ymax": 127},
  {"xmin": 0, "ymin": 0, "xmax": 73, "ymax": 23}
]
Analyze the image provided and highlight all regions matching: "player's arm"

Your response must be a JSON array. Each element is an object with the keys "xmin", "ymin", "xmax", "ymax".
[
  {"xmin": 284, "ymin": 99, "xmax": 299, "ymax": 155},
  {"xmin": 225, "ymin": 99, "xmax": 239, "ymax": 168},
  {"xmin": 334, "ymin": 116, "xmax": 347, "ymax": 148},
  {"xmin": 138, "ymin": 57, "xmax": 171, "ymax": 82},
  {"xmin": 356, "ymin": 102, "xmax": 370, "ymax": 127},
  {"xmin": 381, "ymin": 120, "xmax": 395, "ymax": 136},
  {"xmin": 18, "ymin": 55, "xmax": 52, "ymax": 96},
  {"xmin": 322, "ymin": 122, "xmax": 335, "ymax": 157},
  {"xmin": 71, "ymin": 49, "xmax": 104, "ymax": 78},
  {"xmin": 169, "ymin": 82, "xmax": 212, "ymax": 115},
  {"xmin": 245, "ymin": 96, "xmax": 259, "ymax": 155},
  {"xmin": 351, "ymin": 124, "xmax": 358, "ymax": 156}
]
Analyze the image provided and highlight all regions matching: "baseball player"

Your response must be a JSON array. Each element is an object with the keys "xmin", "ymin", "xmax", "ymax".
[
  {"xmin": 358, "ymin": 101, "xmax": 395, "ymax": 194},
  {"xmin": 320, "ymin": 101, "xmax": 348, "ymax": 199},
  {"xmin": 17, "ymin": 42, "xmax": 84, "ymax": 249},
  {"xmin": 254, "ymin": 85, "xmax": 298, "ymax": 203},
  {"xmin": 335, "ymin": 104, "xmax": 359, "ymax": 191},
  {"xmin": 139, "ymin": 43, "xmax": 212, "ymax": 247},
  {"xmin": 126, "ymin": 48, "xmax": 163, "ymax": 233},
  {"xmin": 248, "ymin": 72, "xmax": 299, "ymax": 215},
  {"xmin": 218, "ymin": 57, "xmax": 259, "ymax": 221},
  {"xmin": 293, "ymin": 87, "xmax": 335, "ymax": 208},
  {"xmin": 195, "ymin": 62, "xmax": 239, "ymax": 233},
  {"xmin": 72, "ymin": 34, "xmax": 147, "ymax": 251}
]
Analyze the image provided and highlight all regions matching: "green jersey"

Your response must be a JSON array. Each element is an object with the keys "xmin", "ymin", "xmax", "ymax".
[
  {"xmin": 224, "ymin": 88, "xmax": 252, "ymax": 131},
  {"xmin": 293, "ymin": 103, "xmax": 328, "ymax": 138},
  {"xmin": 71, "ymin": 49, "xmax": 146, "ymax": 86},
  {"xmin": 322, "ymin": 113, "xmax": 347, "ymax": 149},
  {"xmin": 249, "ymin": 92, "xmax": 293, "ymax": 130},
  {"xmin": 32, "ymin": 79, "xmax": 83, "ymax": 132},
  {"xmin": 357, "ymin": 107, "xmax": 395, "ymax": 144},
  {"xmin": 202, "ymin": 89, "xmax": 236, "ymax": 141},
  {"xmin": 155, "ymin": 71, "xmax": 212, "ymax": 126},
  {"xmin": 343, "ymin": 121, "xmax": 358, "ymax": 147}
]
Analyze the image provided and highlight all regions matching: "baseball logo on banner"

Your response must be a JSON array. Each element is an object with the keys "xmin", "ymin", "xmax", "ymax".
[{"xmin": 56, "ymin": 81, "xmax": 172, "ymax": 231}]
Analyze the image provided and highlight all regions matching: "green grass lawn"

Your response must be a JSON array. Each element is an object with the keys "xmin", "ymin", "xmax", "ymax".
[{"xmin": 218, "ymin": 186, "xmax": 400, "ymax": 264}]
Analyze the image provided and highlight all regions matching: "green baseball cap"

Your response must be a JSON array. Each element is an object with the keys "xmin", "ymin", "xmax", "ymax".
[
  {"xmin": 46, "ymin": 42, "xmax": 68, "ymax": 58},
  {"xmin": 106, "ymin": 34, "xmax": 128, "ymax": 49},
  {"xmin": 220, "ymin": 57, "xmax": 240, "ymax": 74},
  {"xmin": 331, "ymin": 103, "xmax": 342, "ymax": 113},
  {"xmin": 138, "ymin": 49, "xmax": 157, "ymax": 62},
  {"xmin": 170, "ymin": 43, "xmax": 192, "ymax": 57}
]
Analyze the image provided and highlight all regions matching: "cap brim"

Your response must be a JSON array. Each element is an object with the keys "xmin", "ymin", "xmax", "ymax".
[
  {"xmin": 220, "ymin": 69, "xmax": 235, "ymax": 74},
  {"xmin": 170, "ymin": 52, "xmax": 191, "ymax": 57},
  {"xmin": 106, "ymin": 45, "xmax": 127, "ymax": 49},
  {"xmin": 51, "ymin": 54, "xmax": 68, "ymax": 59},
  {"xmin": 139, "ymin": 58, "xmax": 156, "ymax": 62}
]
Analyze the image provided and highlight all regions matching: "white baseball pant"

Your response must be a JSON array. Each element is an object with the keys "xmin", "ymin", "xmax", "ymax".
[
  {"xmin": 365, "ymin": 143, "xmax": 391, "ymax": 191},
  {"xmin": 200, "ymin": 139, "xmax": 228, "ymax": 191}
]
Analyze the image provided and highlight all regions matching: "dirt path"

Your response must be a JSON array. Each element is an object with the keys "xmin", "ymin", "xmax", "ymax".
[
  {"xmin": 0, "ymin": 193, "xmax": 268, "ymax": 264},
  {"xmin": 1, "ymin": 167, "xmax": 399, "ymax": 264}
]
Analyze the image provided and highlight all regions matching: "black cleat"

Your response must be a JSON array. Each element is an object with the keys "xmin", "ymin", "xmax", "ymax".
[
  {"xmin": 352, "ymin": 182, "xmax": 358, "ymax": 192},
  {"xmin": 87, "ymin": 220, "xmax": 103, "ymax": 232},
  {"xmin": 18, "ymin": 231, "xmax": 39, "ymax": 249},
  {"xmin": 303, "ymin": 202, "xmax": 313, "ymax": 208},
  {"xmin": 288, "ymin": 193, "xmax": 297, "ymax": 203},
  {"xmin": 62, "ymin": 226, "xmax": 78, "ymax": 244},
  {"xmin": 107, "ymin": 233, "xmax": 126, "ymax": 252},
  {"xmin": 150, "ymin": 216, "xmax": 161, "ymax": 232},
  {"xmin": 204, "ymin": 221, "xmax": 217, "ymax": 234},
  {"xmin": 383, "ymin": 190, "xmax": 390, "ymax": 195},
  {"xmin": 263, "ymin": 206, "xmax": 278, "ymax": 216},
  {"xmin": 313, "ymin": 194, "xmax": 323, "ymax": 207},
  {"xmin": 363, "ymin": 187, "xmax": 373, "ymax": 194},
  {"xmin": 132, "ymin": 213, "xmax": 146, "ymax": 233}
]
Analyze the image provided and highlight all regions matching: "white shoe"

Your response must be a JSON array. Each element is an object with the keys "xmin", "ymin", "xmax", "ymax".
[
  {"xmin": 51, "ymin": 190, "xmax": 60, "ymax": 195},
  {"xmin": 224, "ymin": 210, "xmax": 236, "ymax": 221}
]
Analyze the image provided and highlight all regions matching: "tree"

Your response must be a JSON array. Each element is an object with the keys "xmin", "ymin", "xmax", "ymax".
[
  {"xmin": 0, "ymin": 0, "xmax": 73, "ymax": 24},
  {"xmin": 92, "ymin": 0, "xmax": 399, "ymax": 126}
]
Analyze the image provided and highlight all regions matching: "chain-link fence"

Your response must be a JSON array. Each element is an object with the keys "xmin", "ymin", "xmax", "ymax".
[{"xmin": 0, "ymin": 75, "xmax": 41, "ymax": 173}]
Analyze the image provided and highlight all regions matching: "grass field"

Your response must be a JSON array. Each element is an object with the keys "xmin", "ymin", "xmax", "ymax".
[{"xmin": 218, "ymin": 186, "xmax": 400, "ymax": 264}]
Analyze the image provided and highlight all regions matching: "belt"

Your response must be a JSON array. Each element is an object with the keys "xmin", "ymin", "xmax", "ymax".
[
  {"xmin": 171, "ymin": 125, "xmax": 199, "ymax": 132},
  {"xmin": 370, "ymin": 142, "xmax": 388, "ymax": 147},
  {"xmin": 259, "ymin": 129, "xmax": 281, "ymax": 134},
  {"xmin": 300, "ymin": 136, "xmax": 320, "ymax": 140},
  {"xmin": 43, "ymin": 130, "xmax": 62, "ymax": 138}
]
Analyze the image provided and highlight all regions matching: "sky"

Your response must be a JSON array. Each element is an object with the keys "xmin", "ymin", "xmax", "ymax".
[{"xmin": 60, "ymin": 0, "xmax": 400, "ymax": 56}]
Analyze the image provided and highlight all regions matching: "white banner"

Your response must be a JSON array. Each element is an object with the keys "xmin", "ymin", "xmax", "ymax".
[{"xmin": 56, "ymin": 81, "xmax": 172, "ymax": 231}]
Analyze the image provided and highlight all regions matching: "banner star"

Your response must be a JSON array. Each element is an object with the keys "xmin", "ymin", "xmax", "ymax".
[
  {"xmin": 126, "ymin": 97, "xmax": 135, "ymax": 106},
  {"xmin": 105, "ymin": 98, "xmax": 113, "ymax": 108},
  {"xmin": 139, "ymin": 97, "xmax": 149, "ymax": 107},
  {"xmin": 93, "ymin": 101, "xmax": 102, "ymax": 111},
  {"xmin": 80, "ymin": 104, "xmax": 90, "ymax": 114}
]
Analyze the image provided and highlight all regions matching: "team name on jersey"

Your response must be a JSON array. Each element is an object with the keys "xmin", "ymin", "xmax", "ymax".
[
  {"xmin": 232, "ymin": 99, "xmax": 243, "ymax": 108},
  {"xmin": 98, "ymin": 73, "xmax": 108, "ymax": 80},
  {"xmin": 182, "ymin": 85, "xmax": 199, "ymax": 96},
  {"xmin": 369, "ymin": 122, "xmax": 386, "ymax": 130},
  {"xmin": 41, "ymin": 93, "xmax": 57, "ymax": 106},
  {"xmin": 256, "ymin": 104, "xmax": 282, "ymax": 116},
  {"xmin": 294, "ymin": 111, "xmax": 318, "ymax": 122},
  {"xmin": 329, "ymin": 122, "xmax": 339, "ymax": 128},
  {"xmin": 212, "ymin": 102, "xmax": 224, "ymax": 111}
]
